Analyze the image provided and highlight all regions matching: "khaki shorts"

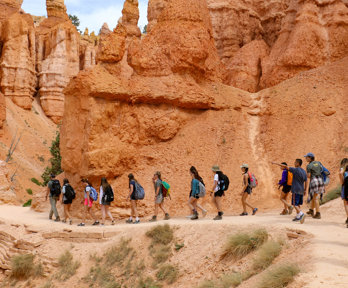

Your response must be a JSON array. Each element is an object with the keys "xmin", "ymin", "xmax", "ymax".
[{"xmin": 155, "ymin": 193, "xmax": 164, "ymax": 204}]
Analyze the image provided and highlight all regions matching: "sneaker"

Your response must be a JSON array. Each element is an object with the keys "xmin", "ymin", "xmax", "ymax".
[
  {"xmin": 306, "ymin": 209, "xmax": 314, "ymax": 216},
  {"xmin": 313, "ymin": 212, "xmax": 321, "ymax": 219},
  {"xmin": 77, "ymin": 223, "xmax": 85, "ymax": 226},
  {"xmin": 69, "ymin": 220, "xmax": 72, "ymax": 225},
  {"xmin": 213, "ymin": 215, "xmax": 222, "ymax": 220},
  {"xmin": 149, "ymin": 216, "xmax": 157, "ymax": 222},
  {"xmin": 125, "ymin": 219, "xmax": 133, "ymax": 224},
  {"xmin": 92, "ymin": 221, "xmax": 100, "ymax": 226},
  {"xmin": 133, "ymin": 220, "xmax": 140, "ymax": 224},
  {"xmin": 280, "ymin": 209, "xmax": 288, "ymax": 215},
  {"xmin": 191, "ymin": 213, "xmax": 199, "ymax": 220},
  {"xmin": 292, "ymin": 217, "xmax": 300, "ymax": 222},
  {"xmin": 111, "ymin": 220, "xmax": 115, "ymax": 225},
  {"xmin": 164, "ymin": 213, "xmax": 170, "ymax": 220},
  {"xmin": 240, "ymin": 212, "xmax": 248, "ymax": 216},
  {"xmin": 54, "ymin": 217, "xmax": 60, "ymax": 222},
  {"xmin": 300, "ymin": 214, "xmax": 306, "ymax": 224},
  {"xmin": 202, "ymin": 210, "xmax": 207, "ymax": 218},
  {"xmin": 252, "ymin": 208, "xmax": 258, "ymax": 215},
  {"xmin": 288, "ymin": 206, "xmax": 294, "ymax": 215}
]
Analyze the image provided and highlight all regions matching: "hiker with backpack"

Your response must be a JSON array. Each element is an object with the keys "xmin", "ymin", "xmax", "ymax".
[
  {"xmin": 188, "ymin": 166, "xmax": 207, "ymax": 220},
  {"xmin": 61, "ymin": 178, "xmax": 75, "ymax": 225},
  {"xmin": 78, "ymin": 179, "xmax": 99, "ymax": 226},
  {"xmin": 240, "ymin": 164, "xmax": 258, "ymax": 216},
  {"xmin": 45, "ymin": 174, "xmax": 61, "ymax": 222},
  {"xmin": 273, "ymin": 159, "xmax": 307, "ymax": 223},
  {"xmin": 339, "ymin": 158, "xmax": 348, "ymax": 227},
  {"xmin": 126, "ymin": 173, "xmax": 141, "ymax": 224},
  {"xmin": 99, "ymin": 178, "xmax": 115, "ymax": 226},
  {"xmin": 210, "ymin": 165, "xmax": 228, "ymax": 220},
  {"xmin": 277, "ymin": 162, "xmax": 293, "ymax": 215},
  {"xmin": 149, "ymin": 171, "xmax": 170, "ymax": 222},
  {"xmin": 304, "ymin": 153, "xmax": 325, "ymax": 219}
]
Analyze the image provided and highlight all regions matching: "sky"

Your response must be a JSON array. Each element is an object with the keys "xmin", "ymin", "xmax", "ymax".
[{"xmin": 22, "ymin": 0, "xmax": 149, "ymax": 33}]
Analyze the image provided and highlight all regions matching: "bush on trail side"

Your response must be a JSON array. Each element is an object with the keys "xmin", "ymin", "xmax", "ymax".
[
  {"xmin": 221, "ymin": 229, "xmax": 268, "ymax": 260},
  {"xmin": 252, "ymin": 241, "xmax": 282, "ymax": 271},
  {"xmin": 156, "ymin": 264, "xmax": 179, "ymax": 284},
  {"xmin": 11, "ymin": 254, "xmax": 43, "ymax": 279},
  {"xmin": 258, "ymin": 264, "xmax": 300, "ymax": 288},
  {"xmin": 146, "ymin": 224, "xmax": 174, "ymax": 245},
  {"xmin": 57, "ymin": 251, "xmax": 80, "ymax": 281}
]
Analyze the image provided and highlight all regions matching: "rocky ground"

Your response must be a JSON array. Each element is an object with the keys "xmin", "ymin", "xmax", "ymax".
[{"xmin": 0, "ymin": 198, "xmax": 346, "ymax": 288}]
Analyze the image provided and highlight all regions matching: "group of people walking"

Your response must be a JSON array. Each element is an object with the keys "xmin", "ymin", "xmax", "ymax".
[{"xmin": 45, "ymin": 153, "xmax": 348, "ymax": 228}]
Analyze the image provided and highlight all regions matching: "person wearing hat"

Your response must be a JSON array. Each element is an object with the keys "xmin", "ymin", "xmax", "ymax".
[
  {"xmin": 210, "ymin": 165, "xmax": 225, "ymax": 220},
  {"xmin": 45, "ymin": 174, "xmax": 61, "ymax": 222},
  {"xmin": 149, "ymin": 171, "xmax": 170, "ymax": 222},
  {"xmin": 240, "ymin": 164, "xmax": 258, "ymax": 216},
  {"xmin": 305, "ymin": 153, "xmax": 324, "ymax": 219}
]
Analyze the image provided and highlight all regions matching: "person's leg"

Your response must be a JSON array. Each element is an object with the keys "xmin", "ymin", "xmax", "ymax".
[
  {"xmin": 344, "ymin": 200, "xmax": 348, "ymax": 218},
  {"xmin": 63, "ymin": 205, "xmax": 68, "ymax": 221},
  {"xmin": 101, "ymin": 205, "xmax": 106, "ymax": 224},
  {"xmin": 241, "ymin": 193, "xmax": 247, "ymax": 213},
  {"xmin": 134, "ymin": 201, "xmax": 139, "ymax": 219},
  {"xmin": 188, "ymin": 197, "xmax": 195, "ymax": 211},
  {"xmin": 66, "ymin": 204, "xmax": 72, "ymax": 221},
  {"xmin": 215, "ymin": 197, "xmax": 222, "ymax": 213},
  {"xmin": 89, "ymin": 207, "xmax": 97, "ymax": 222},
  {"xmin": 50, "ymin": 197, "xmax": 59, "ymax": 219},
  {"xmin": 243, "ymin": 193, "xmax": 254, "ymax": 210},
  {"xmin": 212, "ymin": 196, "xmax": 218, "ymax": 211},
  {"xmin": 196, "ymin": 202, "xmax": 207, "ymax": 217},
  {"xmin": 280, "ymin": 192, "xmax": 291, "ymax": 210},
  {"xmin": 83, "ymin": 205, "xmax": 87, "ymax": 223},
  {"xmin": 105, "ymin": 206, "xmax": 114, "ymax": 221},
  {"xmin": 313, "ymin": 193, "xmax": 321, "ymax": 218},
  {"xmin": 49, "ymin": 197, "xmax": 53, "ymax": 219},
  {"xmin": 159, "ymin": 202, "xmax": 168, "ymax": 215},
  {"xmin": 154, "ymin": 203, "xmax": 159, "ymax": 217}
]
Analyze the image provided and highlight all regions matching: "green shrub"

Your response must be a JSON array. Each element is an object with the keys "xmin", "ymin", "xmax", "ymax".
[
  {"xmin": 26, "ymin": 189, "xmax": 33, "ymax": 195},
  {"xmin": 258, "ymin": 264, "xmax": 300, "ymax": 288},
  {"xmin": 156, "ymin": 264, "xmax": 178, "ymax": 284},
  {"xmin": 31, "ymin": 178, "xmax": 43, "ymax": 186},
  {"xmin": 57, "ymin": 251, "xmax": 80, "ymax": 281},
  {"xmin": 221, "ymin": 229, "xmax": 268, "ymax": 260},
  {"xmin": 146, "ymin": 224, "xmax": 174, "ymax": 245},
  {"xmin": 23, "ymin": 199, "xmax": 32, "ymax": 207},
  {"xmin": 105, "ymin": 238, "xmax": 134, "ymax": 266},
  {"xmin": 252, "ymin": 241, "xmax": 282, "ymax": 271},
  {"xmin": 138, "ymin": 277, "xmax": 162, "ymax": 288},
  {"xmin": 321, "ymin": 185, "xmax": 341, "ymax": 205},
  {"xmin": 175, "ymin": 243, "xmax": 184, "ymax": 251},
  {"xmin": 11, "ymin": 254, "xmax": 43, "ymax": 279}
]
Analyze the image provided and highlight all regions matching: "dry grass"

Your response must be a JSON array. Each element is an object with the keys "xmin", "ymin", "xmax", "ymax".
[
  {"xmin": 57, "ymin": 251, "xmax": 80, "ymax": 281},
  {"xmin": 252, "ymin": 241, "xmax": 282, "ymax": 271},
  {"xmin": 11, "ymin": 254, "xmax": 43, "ymax": 280},
  {"xmin": 105, "ymin": 238, "xmax": 134, "ymax": 266},
  {"xmin": 156, "ymin": 264, "xmax": 179, "ymax": 284},
  {"xmin": 221, "ymin": 229, "xmax": 268, "ymax": 260},
  {"xmin": 197, "ymin": 280, "xmax": 215, "ymax": 288},
  {"xmin": 85, "ymin": 265, "xmax": 120, "ymax": 288},
  {"xmin": 146, "ymin": 224, "xmax": 174, "ymax": 245},
  {"xmin": 258, "ymin": 264, "xmax": 300, "ymax": 288},
  {"xmin": 137, "ymin": 277, "xmax": 162, "ymax": 288},
  {"xmin": 220, "ymin": 273, "xmax": 242, "ymax": 288},
  {"xmin": 150, "ymin": 244, "xmax": 172, "ymax": 266}
]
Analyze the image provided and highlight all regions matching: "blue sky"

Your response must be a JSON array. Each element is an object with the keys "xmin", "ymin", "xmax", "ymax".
[{"xmin": 22, "ymin": 0, "xmax": 149, "ymax": 33}]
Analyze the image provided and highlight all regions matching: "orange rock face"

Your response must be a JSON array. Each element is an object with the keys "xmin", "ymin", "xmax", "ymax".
[
  {"xmin": 0, "ymin": 161, "xmax": 17, "ymax": 204},
  {"xmin": 0, "ymin": 93, "xmax": 5, "ymax": 128},
  {"xmin": 147, "ymin": 0, "xmax": 169, "ymax": 32}
]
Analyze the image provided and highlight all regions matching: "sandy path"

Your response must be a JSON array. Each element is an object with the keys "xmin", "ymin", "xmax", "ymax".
[{"xmin": 0, "ymin": 201, "xmax": 347, "ymax": 288}]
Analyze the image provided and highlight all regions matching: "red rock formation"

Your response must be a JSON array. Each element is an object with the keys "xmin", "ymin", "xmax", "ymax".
[
  {"xmin": 0, "ymin": 1, "xmax": 36, "ymax": 109},
  {"xmin": 0, "ymin": 93, "xmax": 5, "ymax": 128},
  {"xmin": 147, "ymin": 0, "xmax": 169, "ymax": 32},
  {"xmin": 128, "ymin": 0, "xmax": 226, "ymax": 82},
  {"xmin": 119, "ymin": 0, "xmax": 141, "ymax": 38},
  {"xmin": 260, "ymin": 0, "xmax": 348, "ymax": 88},
  {"xmin": 0, "ymin": 161, "xmax": 17, "ymax": 204},
  {"xmin": 35, "ymin": 0, "xmax": 80, "ymax": 124},
  {"xmin": 99, "ymin": 23, "xmax": 111, "ymax": 38},
  {"xmin": 227, "ymin": 40, "xmax": 269, "ymax": 92}
]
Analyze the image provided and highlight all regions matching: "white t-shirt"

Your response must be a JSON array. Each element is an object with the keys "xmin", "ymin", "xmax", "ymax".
[
  {"xmin": 99, "ymin": 186, "xmax": 104, "ymax": 205},
  {"xmin": 214, "ymin": 174, "xmax": 220, "ymax": 192}
]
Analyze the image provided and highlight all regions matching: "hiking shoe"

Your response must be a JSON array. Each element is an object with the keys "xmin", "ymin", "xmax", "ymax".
[
  {"xmin": 306, "ymin": 209, "xmax": 314, "ymax": 216},
  {"xmin": 288, "ymin": 206, "xmax": 294, "ymax": 215},
  {"xmin": 202, "ymin": 210, "xmax": 207, "ymax": 218},
  {"xmin": 240, "ymin": 212, "xmax": 248, "ymax": 216},
  {"xmin": 92, "ymin": 221, "xmax": 100, "ymax": 226},
  {"xmin": 300, "ymin": 214, "xmax": 306, "ymax": 224},
  {"xmin": 280, "ymin": 209, "xmax": 288, "ymax": 215},
  {"xmin": 313, "ymin": 212, "xmax": 321, "ymax": 219},
  {"xmin": 213, "ymin": 215, "xmax": 222, "ymax": 220},
  {"xmin": 54, "ymin": 217, "xmax": 60, "ymax": 222},
  {"xmin": 69, "ymin": 220, "xmax": 72, "ymax": 225},
  {"xmin": 149, "ymin": 216, "xmax": 157, "ymax": 222},
  {"xmin": 125, "ymin": 219, "xmax": 133, "ymax": 224},
  {"xmin": 164, "ymin": 213, "xmax": 170, "ymax": 220},
  {"xmin": 49, "ymin": 216, "xmax": 53, "ymax": 220},
  {"xmin": 133, "ymin": 220, "xmax": 140, "ymax": 224},
  {"xmin": 292, "ymin": 217, "xmax": 300, "ymax": 222},
  {"xmin": 252, "ymin": 208, "xmax": 258, "ymax": 215},
  {"xmin": 191, "ymin": 214, "xmax": 199, "ymax": 220},
  {"xmin": 77, "ymin": 223, "xmax": 85, "ymax": 226},
  {"xmin": 111, "ymin": 220, "xmax": 115, "ymax": 225}
]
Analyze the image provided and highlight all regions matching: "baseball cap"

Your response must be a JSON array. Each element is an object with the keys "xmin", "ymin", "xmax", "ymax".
[{"xmin": 304, "ymin": 153, "xmax": 315, "ymax": 158}]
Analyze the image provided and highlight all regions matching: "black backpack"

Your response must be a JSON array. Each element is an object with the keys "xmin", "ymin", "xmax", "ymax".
[
  {"xmin": 50, "ymin": 179, "xmax": 61, "ymax": 197},
  {"xmin": 219, "ymin": 174, "xmax": 230, "ymax": 191},
  {"xmin": 104, "ymin": 186, "xmax": 114, "ymax": 202},
  {"xmin": 64, "ymin": 184, "xmax": 75, "ymax": 201},
  {"xmin": 344, "ymin": 176, "xmax": 348, "ymax": 197}
]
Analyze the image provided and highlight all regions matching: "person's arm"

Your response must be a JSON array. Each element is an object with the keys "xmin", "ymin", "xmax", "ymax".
[
  {"xmin": 304, "ymin": 179, "xmax": 308, "ymax": 195},
  {"xmin": 211, "ymin": 177, "xmax": 217, "ymax": 195},
  {"xmin": 61, "ymin": 185, "xmax": 65, "ymax": 204},
  {"xmin": 241, "ymin": 174, "xmax": 249, "ymax": 195},
  {"xmin": 45, "ymin": 182, "xmax": 50, "ymax": 201},
  {"xmin": 155, "ymin": 182, "xmax": 160, "ymax": 197},
  {"xmin": 127, "ymin": 184, "xmax": 133, "ymax": 200},
  {"xmin": 339, "ymin": 168, "xmax": 344, "ymax": 185}
]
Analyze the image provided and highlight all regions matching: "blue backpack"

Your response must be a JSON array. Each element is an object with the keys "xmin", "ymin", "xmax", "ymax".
[
  {"xmin": 134, "ymin": 182, "xmax": 145, "ymax": 200},
  {"xmin": 320, "ymin": 163, "xmax": 330, "ymax": 186},
  {"xmin": 89, "ymin": 186, "xmax": 98, "ymax": 201}
]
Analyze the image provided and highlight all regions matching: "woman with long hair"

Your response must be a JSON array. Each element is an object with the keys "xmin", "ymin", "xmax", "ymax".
[
  {"xmin": 126, "ymin": 174, "xmax": 140, "ymax": 224},
  {"xmin": 339, "ymin": 158, "xmax": 348, "ymax": 227},
  {"xmin": 99, "ymin": 177, "xmax": 115, "ymax": 226},
  {"xmin": 61, "ymin": 178, "xmax": 74, "ymax": 225},
  {"xmin": 210, "ymin": 165, "xmax": 225, "ymax": 220},
  {"xmin": 78, "ymin": 179, "xmax": 99, "ymax": 226},
  {"xmin": 188, "ymin": 166, "xmax": 207, "ymax": 220},
  {"xmin": 149, "ymin": 171, "xmax": 170, "ymax": 222},
  {"xmin": 240, "ymin": 164, "xmax": 258, "ymax": 216}
]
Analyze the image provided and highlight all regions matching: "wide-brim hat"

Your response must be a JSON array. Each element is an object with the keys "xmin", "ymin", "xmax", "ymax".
[
  {"xmin": 212, "ymin": 165, "xmax": 220, "ymax": 172},
  {"xmin": 240, "ymin": 163, "xmax": 249, "ymax": 169}
]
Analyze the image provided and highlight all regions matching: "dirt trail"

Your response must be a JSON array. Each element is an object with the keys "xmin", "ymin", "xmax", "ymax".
[{"xmin": 0, "ymin": 199, "xmax": 347, "ymax": 287}]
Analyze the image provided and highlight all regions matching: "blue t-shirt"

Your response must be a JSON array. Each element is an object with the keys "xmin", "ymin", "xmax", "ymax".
[{"xmin": 289, "ymin": 167, "xmax": 307, "ymax": 195}]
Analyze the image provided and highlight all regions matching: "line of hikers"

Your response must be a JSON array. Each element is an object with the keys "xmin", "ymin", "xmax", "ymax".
[{"xmin": 45, "ymin": 153, "xmax": 348, "ymax": 228}]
